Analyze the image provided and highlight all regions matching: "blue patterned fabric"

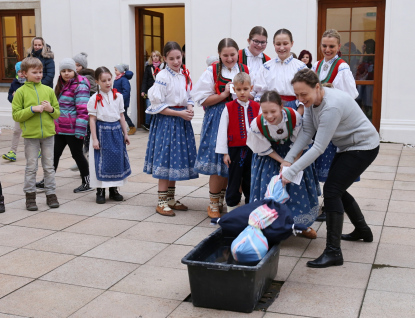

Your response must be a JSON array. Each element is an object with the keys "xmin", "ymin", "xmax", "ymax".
[
  {"xmin": 194, "ymin": 102, "xmax": 228, "ymax": 177},
  {"xmin": 315, "ymin": 141, "xmax": 360, "ymax": 183},
  {"xmin": 94, "ymin": 121, "xmax": 131, "ymax": 181},
  {"xmin": 143, "ymin": 107, "xmax": 198, "ymax": 181},
  {"xmin": 250, "ymin": 141, "xmax": 321, "ymax": 228}
]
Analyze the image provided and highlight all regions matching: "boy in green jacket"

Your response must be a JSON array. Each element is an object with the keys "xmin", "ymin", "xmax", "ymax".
[{"xmin": 12, "ymin": 57, "xmax": 61, "ymax": 211}]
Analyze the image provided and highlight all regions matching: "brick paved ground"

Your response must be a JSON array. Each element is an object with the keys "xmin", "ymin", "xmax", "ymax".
[{"xmin": 0, "ymin": 127, "xmax": 414, "ymax": 318}]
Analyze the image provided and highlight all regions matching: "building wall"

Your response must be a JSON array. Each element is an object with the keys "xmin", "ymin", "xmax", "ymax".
[{"xmin": 0, "ymin": 0, "xmax": 414, "ymax": 144}]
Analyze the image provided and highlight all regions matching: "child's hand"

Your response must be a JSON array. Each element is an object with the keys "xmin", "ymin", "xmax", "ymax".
[
  {"xmin": 187, "ymin": 104, "xmax": 193, "ymax": 113},
  {"xmin": 32, "ymin": 105, "xmax": 44, "ymax": 113},
  {"xmin": 180, "ymin": 110, "xmax": 194, "ymax": 121},
  {"xmin": 12, "ymin": 92, "xmax": 15, "ymax": 96},
  {"xmin": 124, "ymin": 135, "xmax": 130, "ymax": 146},
  {"xmin": 279, "ymin": 161, "xmax": 292, "ymax": 174},
  {"xmin": 223, "ymin": 83, "xmax": 232, "ymax": 97},
  {"xmin": 92, "ymin": 138, "xmax": 100, "ymax": 150},
  {"xmin": 141, "ymin": 92, "xmax": 145, "ymax": 97},
  {"xmin": 41, "ymin": 101, "xmax": 53, "ymax": 112},
  {"xmin": 223, "ymin": 154, "xmax": 231, "ymax": 168}
]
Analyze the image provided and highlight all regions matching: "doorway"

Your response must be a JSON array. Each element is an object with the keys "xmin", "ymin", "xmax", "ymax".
[
  {"xmin": 318, "ymin": 0, "xmax": 385, "ymax": 130},
  {"xmin": 135, "ymin": 6, "xmax": 185, "ymax": 126}
]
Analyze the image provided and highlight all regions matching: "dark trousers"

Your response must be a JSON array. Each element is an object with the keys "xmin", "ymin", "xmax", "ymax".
[
  {"xmin": 0, "ymin": 181, "xmax": 2, "ymax": 195},
  {"xmin": 323, "ymin": 146, "xmax": 379, "ymax": 214},
  {"xmin": 54, "ymin": 134, "xmax": 89, "ymax": 177},
  {"xmin": 124, "ymin": 106, "xmax": 135, "ymax": 128},
  {"xmin": 226, "ymin": 146, "xmax": 252, "ymax": 207}
]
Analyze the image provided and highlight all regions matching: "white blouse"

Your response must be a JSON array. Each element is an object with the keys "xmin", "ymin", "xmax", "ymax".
[
  {"xmin": 215, "ymin": 99, "xmax": 253, "ymax": 154},
  {"xmin": 243, "ymin": 47, "xmax": 267, "ymax": 79},
  {"xmin": 247, "ymin": 108, "xmax": 303, "ymax": 156},
  {"xmin": 312, "ymin": 55, "xmax": 358, "ymax": 99},
  {"xmin": 87, "ymin": 91, "xmax": 124, "ymax": 122},
  {"xmin": 146, "ymin": 66, "xmax": 194, "ymax": 114},
  {"xmin": 191, "ymin": 63, "xmax": 246, "ymax": 105},
  {"xmin": 252, "ymin": 55, "xmax": 307, "ymax": 101}
]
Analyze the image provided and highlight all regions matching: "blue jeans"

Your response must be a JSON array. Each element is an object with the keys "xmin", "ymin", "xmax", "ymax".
[{"xmin": 145, "ymin": 99, "xmax": 152, "ymax": 125}]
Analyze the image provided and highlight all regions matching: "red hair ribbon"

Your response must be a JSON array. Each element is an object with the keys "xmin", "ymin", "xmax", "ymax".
[
  {"xmin": 94, "ymin": 94, "xmax": 104, "ymax": 109},
  {"xmin": 182, "ymin": 65, "xmax": 192, "ymax": 91}
]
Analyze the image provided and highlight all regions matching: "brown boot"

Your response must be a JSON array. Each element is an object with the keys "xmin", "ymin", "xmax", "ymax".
[
  {"xmin": 46, "ymin": 194, "xmax": 60, "ymax": 208},
  {"xmin": 25, "ymin": 192, "xmax": 38, "ymax": 211},
  {"xmin": 301, "ymin": 227, "xmax": 317, "ymax": 239},
  {"xmin": 128, "ymin": 127, "xmax": 136, "ymax": 135},
  {"xmin": 167, "ymin": 187, "xmax": 188, "ymax": 211},
  {"xmin": 207, "ymin": 192, "xmax": 221, "ymax": 218},
  {"xmin": 156, "ymin": 191, "xmax": 175, "ymax": 216}
]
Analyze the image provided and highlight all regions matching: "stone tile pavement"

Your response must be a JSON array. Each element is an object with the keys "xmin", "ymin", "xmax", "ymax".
[{"xmin": 0, "ymin": 127, "xmax": 414, "ymax": 318}]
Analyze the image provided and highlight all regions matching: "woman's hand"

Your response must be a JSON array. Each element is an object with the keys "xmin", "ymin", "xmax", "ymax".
[
  {"xmin": 141, "ymin": 92, "xmax": 145, "ymax": 97},
  {"xmin": 281, "ymin": 174, "xmax": 291, "ymax": 187},
  {"xmin": 124, "ymin": 135, "xmax": 130, "ymax": 146},
  {"xmin": 180, "ymin": 110, "xmax": 194, "ymax": 121},
  {"xmin": 93, "ymin": 138, "xmax": 100, "ymax": 150},
  {"xmin": 279, "ymin": 161, "xmax": 292, "ymax": 174},
  {"xmin": 223, "ymin": 154, "xmax": 231, "ymax": 168},
  {"xmin": 222, "ymin": 82, "xmax": 231, "ymax": 97}
]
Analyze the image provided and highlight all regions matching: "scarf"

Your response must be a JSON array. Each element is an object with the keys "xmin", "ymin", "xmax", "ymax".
[
  {"xmin": 153, "ymin": 61, "xmax": 161, "ymax": 68},
  {"xmin": 115, "ymin": 72, "xmax": 124, "ymax": 81}
]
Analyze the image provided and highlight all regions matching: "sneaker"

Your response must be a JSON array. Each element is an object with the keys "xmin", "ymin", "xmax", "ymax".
[
  {"xmin": 2, "ymin": 151, "xmax": 16, "ymax": 162},
  {"xmin": 38, "ymin": 150, "xmax": 42, "ymax": 158},
  {"xmin": 46, "ymin": 194, "xmax": 60, "ymax": 208},
  {"xmin": 128, "ymin": 127, "xmax": 136, "ymax": 135},
  {"xmin": 36, "ymin": 179, "xmax": 45, "ymax": 192},
  {"xmin": 73, "ymin": 183, "xmax": 93, "ymax": 193},
  {"xmin": 70, "ymin": 163, "xmax": 79, "ymax": 171},
  {"xmin": 141, "ymin": 124, "xmax": 150, "ymax": 131}
]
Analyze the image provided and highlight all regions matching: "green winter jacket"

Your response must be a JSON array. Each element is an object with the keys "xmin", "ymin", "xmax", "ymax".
[{"xmin": 12, "ymin": 81, "xmax": 60, "ymax": 139}]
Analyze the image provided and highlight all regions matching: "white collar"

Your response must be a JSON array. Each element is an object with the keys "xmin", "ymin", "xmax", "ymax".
[
  {"xmin": 263, "ymin": 109, "xmax": 288, "ymax": 126},
  {"xmin": 275, "ymin": 54, "xmax": 294, "ymax": 65},
  {"xmin": 166, "ymin": 65, "xmax": 182, "ymax": 76},
  {"xmin": 222, "ymin": 63, "xmax": 239, "ymax": 71},
  {"xmin": 237, "ymin": 99, "xmax": 249, "ymax": 107},
  {"xmin": 323, "ymin": 55, "xmax": 339, "ymax": 65},
  {"xmin": 244, "ymin": 47, "xmax": 264, "ymax": 59}
]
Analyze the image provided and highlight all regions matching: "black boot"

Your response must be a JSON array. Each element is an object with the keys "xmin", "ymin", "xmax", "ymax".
[
  {"xmin": 307, "ymin": 212, "xmax": 344, "ymax": 268},
  {"xmin": 109, "ymin": 187, "xmax": 123, "ymax": 201},
  {"xmin": 341, "ymin": 200, "xmax": 373, "ymax": 242},
  {"xmin": 96, "ymin": 188, "xmax": 106, "ymax": 204},
  {"xmin": 316, "ymin": 206, "xmax": 326, "ymax": 222},
  {"xmin": 0, "ymin": 195, "xmax": 5, "ymax": 213}
]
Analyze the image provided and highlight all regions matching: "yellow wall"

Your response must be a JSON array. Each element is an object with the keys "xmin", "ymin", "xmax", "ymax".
[{"xmin": 145, "ymin": 7, "xmax": 185, "ymax": 48}]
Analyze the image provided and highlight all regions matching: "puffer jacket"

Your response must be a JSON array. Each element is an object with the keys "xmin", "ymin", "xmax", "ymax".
[
  {"xmin": 54, "ymin": 75, "xmax": 90, "ymax": 139},
  {"xmin": 78, "ymin": 68, "xmax": 97, "ymax": 96},
  {"xmin": 113, "ymin": 70, "xmax": 133, "ymax": 108},
  {"xmin": 12, "ymin": 81, "xmax": 60, "ymax": 139},
  {"xmin": 28, "ymin": 44, "xmax": 55, "ymax": 88}
]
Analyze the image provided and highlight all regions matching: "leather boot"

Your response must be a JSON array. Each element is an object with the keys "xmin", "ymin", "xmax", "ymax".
[
  {"xmin": 109, "ymin": 187, "xmax": 123, "ymax": 201},
  {"xmin": 342, "ymin": 200, "xmax": 373, "ymax": 242},
  {"xmin": 96, "ymin": 188, "xmax": 106, "ymax": 204},
  {"xmin": 307, "ymin": 212, "xmax": 344, "ymax": 268},
  {"xmin": 0, "ymin": 195, "xmax": 5, "ymax": 213},
  {"xmin": 25, "ymin": 192, "xmax": 38, "ymax": 211}
]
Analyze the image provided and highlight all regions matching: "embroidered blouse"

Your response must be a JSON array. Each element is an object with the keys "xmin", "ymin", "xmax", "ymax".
[
  {"xmin": 312, "ymin": 55, "xmax": 358, "ymax": 99},
  {"xmin": 243, "ymin": 47, "xmax": 267, "ymax": 79},
  {"xmin": 87, "ymin": 91, "xmax": 124, "ymax": 123},
  {"xmin": 252, "ymin": 55, "xmax": 307, "ymax": 101},
  {"xmin": 146, "ymin": 66, "xmax": 194, "ymax": 114},
  {"xmin": 216, "ymin": 99, "xmax": 254, "ymax": 154},
  {"xmin": 247, "ymin": 108, "xmax": 303, "ymax": 156},
  {"xmin": 191, "ymin": 63, "xmax": 247, "ymax": 105}
]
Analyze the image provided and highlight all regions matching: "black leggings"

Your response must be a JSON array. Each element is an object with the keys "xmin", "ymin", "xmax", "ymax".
[
  {"xmin": 54, "ymin": 134, "xmax": 89, "ymax": 177},
  {"xmin": 323, "ymin": 146, "xmax": 379, "ymax": 214}
]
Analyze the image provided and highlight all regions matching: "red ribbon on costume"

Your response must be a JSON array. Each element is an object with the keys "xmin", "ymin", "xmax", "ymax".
[
  {"xmin": 112, "ymin": 88, "xmax": 118, "ymax": 99},
  {"xmin": 153, "ymin": 67, "xmax": 161, "ymax": 77},
  {"xmin": 94, "ymin": 94, "xmax": 104, "ymax": 109},
  {"xmin": 182, "ymin": 64, "xmax": 192, "ymax": 91}
]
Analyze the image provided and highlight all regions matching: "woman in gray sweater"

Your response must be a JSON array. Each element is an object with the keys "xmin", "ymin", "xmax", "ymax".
[{"xmin": 281, "ymin": 69, "xmax": 379, "ymax": 268}]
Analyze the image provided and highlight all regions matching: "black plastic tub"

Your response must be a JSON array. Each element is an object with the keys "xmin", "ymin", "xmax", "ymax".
[{"xmin": 181, "ymin": 228, "xmax": 280, "ymax": 313}]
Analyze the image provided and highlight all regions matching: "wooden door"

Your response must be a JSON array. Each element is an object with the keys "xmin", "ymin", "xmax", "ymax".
[
  {"xmin": 318, "ymin": 0, "xmax": 385, "ymax": 130},
  {"xmin": 135, "ymin": 9, "xmax": 164, "ymax": 126}
]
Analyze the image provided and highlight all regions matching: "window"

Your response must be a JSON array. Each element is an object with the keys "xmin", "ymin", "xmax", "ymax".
[{"xmin": 0, "ymin": 10, "xmax": 36, "ymax": 83}]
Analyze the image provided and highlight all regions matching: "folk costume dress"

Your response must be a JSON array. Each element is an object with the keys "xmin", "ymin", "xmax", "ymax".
[
  {"xmin": 143, "ymin": 66, "xmax": 198, "ymax": 181},
  {"xmin": 87, "ymin": 90, "xmax": 131, "ymax": 188},
  {"xmin": 247, "ymin": 108, "xmax": 321, "ymax": 227},
  {"xmin": 252, "ymin": 55, "xmax": 306, "ymax": 108},
  {"xmin": 215, "ymin": 99, "xmax": 260, "ymax": 207},
  {"xmin": 312, "ymin": 55, "xmax": 359, "ymax": 182},
  {"xmin": 192, "ymin": 62, "xmax": 249, "ymax": 177},
  {"xmin": 238, "ymin": 48, "xmax": 270, "ymax": 79}
]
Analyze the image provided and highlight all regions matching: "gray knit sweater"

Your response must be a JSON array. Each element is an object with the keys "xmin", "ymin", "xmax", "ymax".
[{"xmin": 283, "ymin": 87, "xmax": 379, "ymax": 181}]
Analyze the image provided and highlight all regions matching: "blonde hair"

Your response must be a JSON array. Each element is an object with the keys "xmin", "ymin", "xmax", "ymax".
[
  {"xmin": 27, "ymin": 37, "xmax": 49, "ymax": 57},
  {"xmin": 322, "ymin": 29, "xmax": 341, "ymax": 45},
  {"xmin": 147, "ymin": 51, "xmax": 164, "ymax": 64},
  {"xmin": 20, "ymin": 57, "xmax": 43, "ymax": 72},
  {"xmin": 233, "ymin": 72, "xmax": 251, "ymax": 85}
]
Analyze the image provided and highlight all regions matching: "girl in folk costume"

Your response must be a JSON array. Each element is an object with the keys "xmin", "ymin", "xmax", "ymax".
[
  {"xmin": 192, "ymin": 38, "xmax": 249, "ymax": 218},
  {"xmin": 141, "ymin": 51, "xmax": 165, "ymax": 131},
  {"xmin": 247, "ymin": 91, "xmax": 320, "ymax": 235},
  {"xmin": 253, "ymin": 29, "xmax": 307, "ymax": 115},
  {"xmin": 238, "ymin": 26, "xmax": 271, "ymax": 79},
  {"xmin": 143, "ymin": 42, "xmax": 198, "ymax": 217},
  {"xmin": 88, "ymin": 67, "xmax": 131, "ymax": 204},
  {"xmin": 312, "ymin": 29, "xmax": 359, "ymax": 221}
]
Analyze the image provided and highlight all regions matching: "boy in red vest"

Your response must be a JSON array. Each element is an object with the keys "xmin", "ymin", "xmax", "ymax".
[{"xmin": 215, "ymin": 72, "xmax": 260, "ymax": 212}]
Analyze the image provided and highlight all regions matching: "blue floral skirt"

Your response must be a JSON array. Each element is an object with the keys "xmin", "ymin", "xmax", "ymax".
[
  {"xmin": 194, "ymin": 102, "xmax": 228, "ymax": 177},
  {"xmin": 143, "ymin": 108, "xmax": 199, "ymax": 181},
  {"xmin": 250, "ymin": 141, "xmax": 321, "ymax": 227},
  {"xmin": 315, "ymin": 141, "xmax": 360, "ymax": 183}
]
